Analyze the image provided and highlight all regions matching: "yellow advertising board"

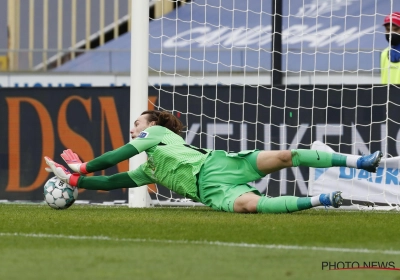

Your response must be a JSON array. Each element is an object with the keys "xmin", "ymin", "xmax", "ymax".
[{"xmin": 0, "ymin": 56, "xmax": 8, "ymax": 70}]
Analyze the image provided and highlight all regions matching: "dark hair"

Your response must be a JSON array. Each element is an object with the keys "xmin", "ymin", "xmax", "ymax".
[{"xmin": 141, "ymin": 110, "xmax": 184, "ymax": 135}]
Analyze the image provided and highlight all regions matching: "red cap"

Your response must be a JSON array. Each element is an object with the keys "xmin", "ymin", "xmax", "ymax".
[{"xmin": 384, "ymin": 12, "xmax": 400, "ymax": 27}]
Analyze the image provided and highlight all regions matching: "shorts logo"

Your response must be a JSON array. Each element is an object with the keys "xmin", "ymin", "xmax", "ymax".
[{"xmin": 138, "ymin": 131, "xmax": 149, "ymax": 138}]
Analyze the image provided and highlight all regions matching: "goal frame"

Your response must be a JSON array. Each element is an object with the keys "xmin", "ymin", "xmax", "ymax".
[
  {"xmin": 128, "ymin": 0, "xmax": 400, "ymax": 210},
  {"xmin": 128, "ymin": 0, "xmax": 152, "ymax": 208}
]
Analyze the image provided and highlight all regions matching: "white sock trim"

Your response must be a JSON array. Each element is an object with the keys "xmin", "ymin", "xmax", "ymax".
[
  {"xmin": 346, "ymin": 155, "xmax": 360, "ymax": 168},
  {"xmin": 311, "ymin": 195, "xmax": 321, "ymax": 207}
]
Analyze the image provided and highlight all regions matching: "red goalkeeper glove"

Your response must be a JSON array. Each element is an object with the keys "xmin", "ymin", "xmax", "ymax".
[
  {"xmin": 60, "ymin": 149, "xmax": 89, "ymax": 174},
  {"xmin": 44, "ymin": 156, "xmax": 80, "ymax": 187}
]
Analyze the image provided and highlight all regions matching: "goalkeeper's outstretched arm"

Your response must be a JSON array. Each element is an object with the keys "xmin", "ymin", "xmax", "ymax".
[
  {"xmin": 78, "ymin": 172, "xmax": 139, "ymax": 190},
  {"xmin": 45, "ymin": 156, "xmax": 143, "ymax": 190},
  {"xmin": 61, "ymin": 110, "xmax": 182, "ymax": 174},
  {"xmin": 61, "ymin": 145, "xmax": 139, "ymax": 174}
]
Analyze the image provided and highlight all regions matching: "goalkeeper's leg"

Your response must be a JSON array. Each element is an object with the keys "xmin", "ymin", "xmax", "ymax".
[
  {"xmin": 234, "ymin": 191, "xmax": 343, "ymax": 213},
  {"xmin": 256, "ymin": 149, "xmax": 382, "ymax": 174}
]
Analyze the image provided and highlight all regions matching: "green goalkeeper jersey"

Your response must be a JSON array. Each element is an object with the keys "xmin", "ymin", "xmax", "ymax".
[
  {"xmin": 127, "ymin": 125, "xmax": 211, "ymax": 200},
  {"xmin": 84, "ymin": 125, "xmax": 211, "ymax": 200}
]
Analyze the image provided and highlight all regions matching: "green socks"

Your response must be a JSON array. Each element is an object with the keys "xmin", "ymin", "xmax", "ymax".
[
  {"xmin": 255, "ymin": 149, "xmax": 352, "ymax": 214},
  {"xmin": 256, "ymin": 196, "xmax": 313, "ymax": 213},
  {"xmin": 291, "ymin": 149, "xmax": 347, "ymax": 168}
]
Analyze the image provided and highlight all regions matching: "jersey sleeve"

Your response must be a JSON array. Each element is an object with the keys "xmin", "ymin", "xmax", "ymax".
[
  {"xmin": 86, "ymin": 144, "xmax": 139, "ymax": 173},
  {"xmin": 128, "ymin": 125, "xmax": 166, "ymax": 153},
  {"xmin": 127, "ymin": 164, "xmax": 155, "ymax": 186},
  {"xmin": 77, "ymin": 172, "xmax": 139, "ymax": 190}
]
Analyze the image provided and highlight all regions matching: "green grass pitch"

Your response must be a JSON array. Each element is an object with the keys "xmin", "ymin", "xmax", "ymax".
[{"xmin": 1, "ymin": 204, "xmax": 400, "ymax": 280}]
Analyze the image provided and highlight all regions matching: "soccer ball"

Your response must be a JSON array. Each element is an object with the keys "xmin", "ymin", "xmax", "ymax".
[{"xmin": 43, "ymin": 176, "xmax": 78, "ymax": 209}]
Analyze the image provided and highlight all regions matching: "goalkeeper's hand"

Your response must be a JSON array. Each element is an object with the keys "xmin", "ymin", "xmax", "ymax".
[
  {"xmin": 44, "ymin": 156, "xmax": 80, "ymax": 187},
  {"xmin": 60, "ymin": 149, "xmax": 89, "ymax": 174}
]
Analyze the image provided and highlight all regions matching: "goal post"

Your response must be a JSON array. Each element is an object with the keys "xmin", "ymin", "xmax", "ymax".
[{"xmin": 128, "ymin": 0, "xmax": 151, "ymax": 208}]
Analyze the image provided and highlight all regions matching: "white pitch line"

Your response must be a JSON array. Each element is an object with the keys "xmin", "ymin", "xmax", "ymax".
[{"xmin": 1, "ymin": 232, "xmax": 399, "ymax": 255}]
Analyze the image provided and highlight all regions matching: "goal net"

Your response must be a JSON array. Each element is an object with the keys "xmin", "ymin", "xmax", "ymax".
[{"xmin": 130, "ymin": 0, "xmax": 400, "ymax": 210}]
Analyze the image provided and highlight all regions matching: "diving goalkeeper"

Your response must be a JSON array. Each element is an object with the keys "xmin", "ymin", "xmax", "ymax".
[{"xmin": 44, "ymin": 110, "xmax": 383, "ymax": 213}]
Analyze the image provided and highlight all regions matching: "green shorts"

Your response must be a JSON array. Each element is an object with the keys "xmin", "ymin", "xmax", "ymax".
[{"xmin": 197, "ymin": 150, "xmax": 266, "ymax": 212}]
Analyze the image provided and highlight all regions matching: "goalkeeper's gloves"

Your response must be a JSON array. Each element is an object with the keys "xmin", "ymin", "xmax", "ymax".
[
  {"xmin": 44, "ymin": 156, "xmax": 80, "ymax": 187},
  {"xmin": 60, "ymin": 149, "xmax": 89, "ymax": 174}
]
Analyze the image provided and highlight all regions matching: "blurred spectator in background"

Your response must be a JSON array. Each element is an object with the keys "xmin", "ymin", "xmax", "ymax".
[
  {"xmin": 381, "ymin": 12, "xmax": 400, "ymax": 84},
  {"xmin": 0, "ymin": 26, "xmax": 9, "ymax": 70}
]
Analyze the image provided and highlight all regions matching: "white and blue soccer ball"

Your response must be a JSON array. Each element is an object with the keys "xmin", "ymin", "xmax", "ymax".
[{"xmin": 44, "ymin": 176, "xmax": 78, "ymax": 209}]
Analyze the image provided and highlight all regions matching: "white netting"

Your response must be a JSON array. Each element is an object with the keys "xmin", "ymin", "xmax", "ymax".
[
  {"xmin": 149, "ymin": 0, "xmax": 399, "ymax": 85},
  {"xmin": 139, "ymin": 0, "xmax": 400, "ymax": 209}
]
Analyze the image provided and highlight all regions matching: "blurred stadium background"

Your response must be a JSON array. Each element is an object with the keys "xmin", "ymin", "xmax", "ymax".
[{"xmin": 1, "ymin": 0, "xmax": 398, "ymax": 84}]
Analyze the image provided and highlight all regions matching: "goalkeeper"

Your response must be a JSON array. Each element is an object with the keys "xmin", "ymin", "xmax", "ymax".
[{"xmin": 44, "ymin": 110, "xmax": 382, "ymax": 213}]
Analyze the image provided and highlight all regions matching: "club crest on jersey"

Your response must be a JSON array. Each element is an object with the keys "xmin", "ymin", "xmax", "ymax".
[{"xmin": 138, "ymin": 131, "xmax": 149, "ymax": 138}]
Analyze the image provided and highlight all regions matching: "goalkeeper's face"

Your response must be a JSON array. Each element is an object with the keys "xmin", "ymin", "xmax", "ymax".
[{"xmin": 130, "ymin": 114, "xmax": 155, "ymax": 139}]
